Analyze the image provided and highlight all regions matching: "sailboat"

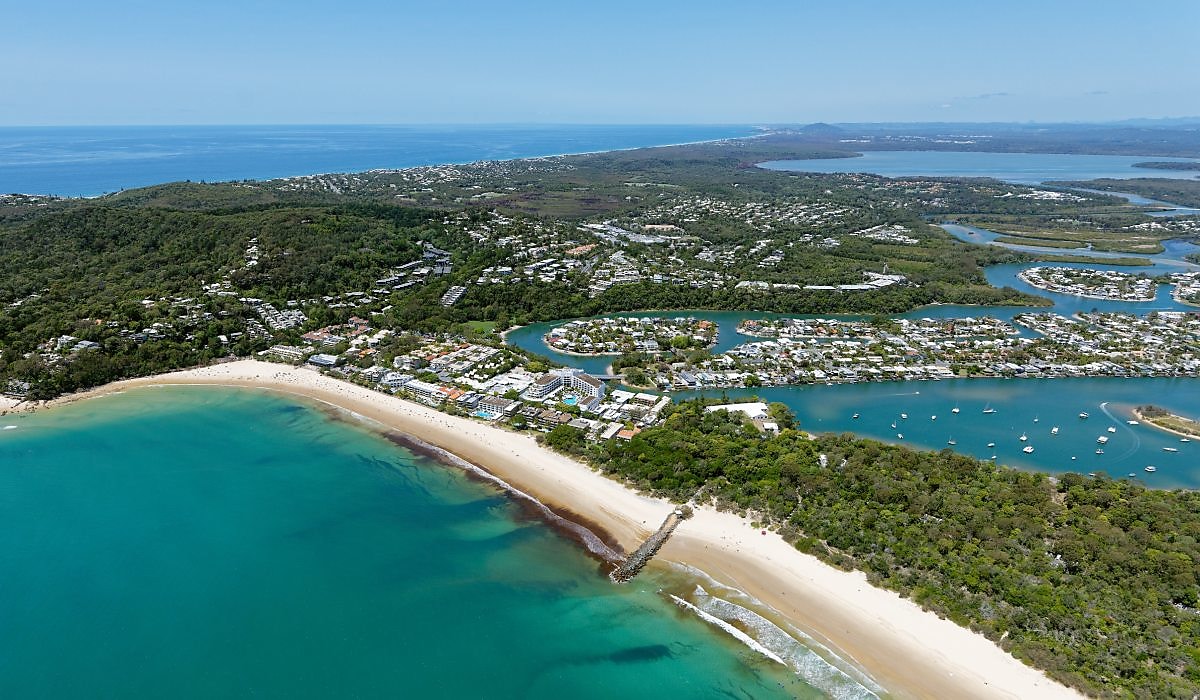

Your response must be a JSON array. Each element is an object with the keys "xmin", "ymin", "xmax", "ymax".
[
  {"xmin": 947, "ymin": 436, "xmax": 957, "ymax": 446},
  {"xmin": 1019, "ymin": 433, "xmax": 1028, "ymax": 442},
  {"xmin": 951, "ymin": 405, "xmax": 960, "ymax": 414},
  {"xmin": 982, "ymin": 403, "xmax": 996, "ymax": 414}
]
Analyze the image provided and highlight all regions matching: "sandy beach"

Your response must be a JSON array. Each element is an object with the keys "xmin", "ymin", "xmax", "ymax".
[{"xmin": 6, "ymin": 359, "xmax": 1083, "ymax": 699}]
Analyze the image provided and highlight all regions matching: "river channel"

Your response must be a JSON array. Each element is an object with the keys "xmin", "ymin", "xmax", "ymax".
[{"xmin": 507, "ymin": 152, "xmax": 1200, "ymax": 487}]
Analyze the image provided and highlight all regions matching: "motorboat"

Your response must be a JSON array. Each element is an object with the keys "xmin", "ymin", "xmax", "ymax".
[
  {"xmin": 852, "ymin": 413, "xmax": 860, "ymax": 419},
  {"xmin": 1144, "ymin": 465, "xmax": 1157, "ymax": 473},
  {"xmin": 1163, "ymin": 447, "xmax": 1179, "ymax": 453},
  {"xmin": 986, "ymin": 442, "xmax": 996, "ymax": 448},
  {"xmin": 1107, "ymin": 426, "xmax": 1117, "ymax": 433},
  {"xmin": 1095, "ymin": 448, "xmax": 1104, "ymax": 454},
  {"xmin": 897, "ymin": 433, "xmax": 904, "ymax": 439},
  {"xmin": 1050, "ymin": 426, "xmax": 1059, "ymax": 435},
  {"xmin": 900, "ymin": 413, "xmax": 908, "ymax": 420},
  {"xmin": 1097, "ymin": 436, "xmax": 1109, "ymax": 444},
  {"xmin": 931, "ymin": 415, "xmax": 937, "ymax": 421},
  {"xmin": 1127, "ymin": 420, "xmax": 1139, "ymax": 425},
  {"xmin": 1079, "ymin": 412, "xmax": 1089, "ymax": 419},
  {"xmin": 1022, "ymin": 446, "xmax": 1034, "ymax": 454}
]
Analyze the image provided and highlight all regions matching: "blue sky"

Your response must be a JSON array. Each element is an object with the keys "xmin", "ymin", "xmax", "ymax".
[{"xmin": 2, "ymin": 0, "xmax": 1198, "ymax": 125}]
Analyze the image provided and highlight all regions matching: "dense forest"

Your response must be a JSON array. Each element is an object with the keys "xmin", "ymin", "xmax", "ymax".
[{"xmin": 545, "ymin": 401, "xmax": 1200, "ymax": 699}]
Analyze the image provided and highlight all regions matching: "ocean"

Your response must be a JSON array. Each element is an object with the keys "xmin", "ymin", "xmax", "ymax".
[
  {"xmin": 0, "ymin": 387, "xmax": 876, "ymax": 698},
  {"xmin": 0, "ymin": 124, "xmax": 755, "ymax": 197}
]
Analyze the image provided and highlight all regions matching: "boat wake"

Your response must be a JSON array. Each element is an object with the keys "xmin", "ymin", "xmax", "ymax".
[
  {"xmin": 2, "ymin": 425, "xmax": 16, "ymax": 430},
  {"xmin": 1099, "ymin": 401, "xmax": 1142, "ymax": 460}
]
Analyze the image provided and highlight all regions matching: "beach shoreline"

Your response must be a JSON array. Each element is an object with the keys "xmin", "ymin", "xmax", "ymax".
[{"xmin": 3, "ymin": 359, "xmax": 1081, "ymax": 699}]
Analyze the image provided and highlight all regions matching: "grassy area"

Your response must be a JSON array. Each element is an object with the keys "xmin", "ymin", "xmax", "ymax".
[
  {"xmin": 993, "ymin": 235, "xmax": 1085, "ymax": 249},
  {"xmin": 1032, "ymin": 254, "xmax": 1154, "ymax": 266},
  {"xmin": 457, "ymin": 320, "xmax": 497, "ymax": 334},
  {"xmin": 983, "ymin": 226, "xmax": 1167, "ymax": 254}
]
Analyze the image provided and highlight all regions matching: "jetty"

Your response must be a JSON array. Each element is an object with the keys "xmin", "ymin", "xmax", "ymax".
[{"xmin": 610, "ymin": 506, "xmax": 692, "ymax": 583}]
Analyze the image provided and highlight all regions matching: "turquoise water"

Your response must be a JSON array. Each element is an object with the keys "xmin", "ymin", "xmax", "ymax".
[
  {"xmin": 759, "ymin": 150, "xmax": 1200, "ymax": 185},
  {"xmin": 0, "ymin": 387, "xmax": 828, "ymax": 698}
]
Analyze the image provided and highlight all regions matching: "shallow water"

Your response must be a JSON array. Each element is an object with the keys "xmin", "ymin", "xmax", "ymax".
[{"xmin": 0, "ymin": 386, "xmax": 826, "ymax": 698}]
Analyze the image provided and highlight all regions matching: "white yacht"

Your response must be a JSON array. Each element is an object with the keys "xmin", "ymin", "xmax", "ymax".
[
  {"xmin": 1051, "ymin": 426, "xmax": 1059, "ymax": 435},
  {"xmin": 1022, "ymin": 445, "xmax": 1034, "ymax": 454},
  {"xmin": 1097, "ymin": 435, "xmax": 1109, "ymax": 444}
]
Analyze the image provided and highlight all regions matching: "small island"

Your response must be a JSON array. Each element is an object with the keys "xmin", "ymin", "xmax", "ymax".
[
  {"xmin": 1134, "ymin": 405, "xmax": 1200, "ymax": 440},
  {"xmin": 1133, "ymin": 161, "xmax": 1200, "ymax": 171}
]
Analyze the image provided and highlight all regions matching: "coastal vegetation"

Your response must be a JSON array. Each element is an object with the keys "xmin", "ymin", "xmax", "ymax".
[
  {"xmin": 1057, "ymin": 178, "xmax": 1200, "ymax": 209},
  {"xmin": 557, "ymin": 400, "xmax": 1200, "ymax": 698}
]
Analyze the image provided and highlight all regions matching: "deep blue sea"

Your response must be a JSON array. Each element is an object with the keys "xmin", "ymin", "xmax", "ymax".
[{"xmin": 0, "ymin": 124, "xmax": 756, "ymax": 197}]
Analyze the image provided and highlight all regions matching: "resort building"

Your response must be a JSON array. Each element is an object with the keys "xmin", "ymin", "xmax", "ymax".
[
  {"xmin": 477, "ymin": 395, "xmax": 521, "ymax": 416},
  {"xmin": 307, "ymin": 353, "xmax": 341, "ymax": 368},
  {"xmin": 524, "ymin": 368, "xmax": 606, "ymax": 410},
  {"xmin": 403, "ymin": 378, "xmax": 444, "ymax": 404}
]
